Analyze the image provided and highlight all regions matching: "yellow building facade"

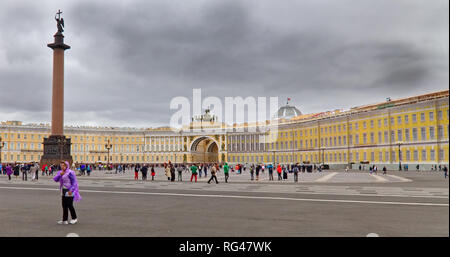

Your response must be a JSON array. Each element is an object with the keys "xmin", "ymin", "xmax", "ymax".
[{"xmin": 0, "ymin": 90, "xmax": 448, "ymax": 169}]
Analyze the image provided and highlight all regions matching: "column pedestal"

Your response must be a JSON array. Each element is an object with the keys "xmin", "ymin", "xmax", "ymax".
[{"xmin": 41, "ymin": 135, "xmax": 73, "ymax": 166}]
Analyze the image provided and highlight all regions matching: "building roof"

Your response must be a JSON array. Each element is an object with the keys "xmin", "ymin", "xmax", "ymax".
[{"xmin": 275, "ymin": 104, "xmax": 302, "ymax": 120}]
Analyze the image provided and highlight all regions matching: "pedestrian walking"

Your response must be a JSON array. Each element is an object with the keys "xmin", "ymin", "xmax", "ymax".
[
  {"xmin": 293, "ymin": 163, "xmax": 299, "ymax": 183},
  {"xmin": 203, "ymin": 164, "xmax": 208, "ymax": 178},
  {"xmin": 53, "ymin": 161, "xmax": 81, "ymax": 225},
  {"xmin": 282, "ymin": 165, "xmax": 288, "ymax": 180},
  {"xmin": 207, "ymin": 164, "xmax": 219, "ymax": 184},
  {"xmin": 6, "ymin": 164, "xmax": 13, "ymax": 180},
  {"xmin": 21, "ymin": 164, "xmax": 27, "ymax": 181},
  {"xmin": 267, "ymin": 163, "xmax": 274, "ymax": 181},
  {"xmin": 30, "ymin": 163, "xmax": 38, "ymax": 181},
  {"xmin": 190, "ymin": 164, "xmax": 198, "ymax": 182},
  {"xmin": 277, "ymin": 164, "xmax": 282, "ymax": 181},
  {"xmin": 177, "ymin": 165, "xmax": 183, "ymax": 181},
  {"xmin": 141, "ymin": 165, "xmax": 148, "ymax": 181},
  {"xmin": 165, "ymin": 165, "xmax": 171, "ymax": 181},
  {"xmin": 250, "ymin": 164, "xmax": 255, "ymax": 181},
  {"xmin": 382, "ymin": 166, "xmax": 387, "ymax": 175},
  {"xmin": 151, "ymin": 166, "xmax": 156, "ymax": 181},
  {"xmin": 443, "ymin": 166, "xmax": 448, "ymax": 179},
  {"xmin": 223, "ymin": 163, "xmax": 229, "ymax": 183},
  {"xmin": 255, "ymin": 164, "xmax": 261, "ymax": 181},
  {"xmin": 134, "ymin": 165, "xmax": 140, "ymax": 180},
  {"xmin": 86, "ymin": 165, "xmax": 92, "ymax": 176},
  {"xmin": 170, "ymin": 165, "xmax": 176, "ymax": 182}
]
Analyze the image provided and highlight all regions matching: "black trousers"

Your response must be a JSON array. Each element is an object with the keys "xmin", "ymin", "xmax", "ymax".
[
  {"xmin": 22, "ymin": 172, "xmax": 27, "ymax": 181},
  {"xmin": 294, "ymin": 172, "xmax": 298, "ymax": 182},
  {"xmin": 208, "ymin": 175, "xmax": 219, "ymax": 184},
  {"xmin": 224, "ymin": 173, "xmax": 229, "ymax": 183},
  {"xmin": 62, "ymin": 193, "xmax": 77, "ymax": 221}
]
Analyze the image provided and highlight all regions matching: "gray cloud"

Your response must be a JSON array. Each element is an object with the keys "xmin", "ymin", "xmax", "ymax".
[{"xmin": 0, "ymin": 0, "xmax": 448, "ymax": 127}]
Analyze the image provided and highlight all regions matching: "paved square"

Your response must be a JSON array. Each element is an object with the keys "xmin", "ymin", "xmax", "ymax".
[{"xmin": 0, "ymin": 169, "xmax": 448, "ymax": 237}]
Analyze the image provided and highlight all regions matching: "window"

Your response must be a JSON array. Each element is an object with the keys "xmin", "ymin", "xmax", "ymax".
[
  {"xmin": 384, "ymin": 131, "xmax": 389, "ymax": 143},
  {"xmin": 397, "ymin": 130, "xmax": 402, "ymax": 141},
  {"xmin": 355, "ymin": 134, "xmax": 359, "ymax": 144},
  {"xmin": 390, "ymin": 117, "xmax": 394, "ymax": 126},
  {"xmin": 420, "ymin": 113, "xmax": 425, "ymax": 122},
  {"xmin": 378, "ymin": 119, "xmax": 381, "ymax": 128},
  {"xmin": 412, "ymin": 114, "xmax": 417, "ymax": 123},
  {"xmin": 413, "ymin": 150, "xmax": 418, "ymax": 161},
  {"xmin": 370, "ymin": 133, "xmax": 374, "ymax": 143},
  {"xmin": 355, "ymin": 123, "xmax": 359, "ymax": 130},
  {"xmin": 363, "ymin": 122, "xmax": 367, "ymax": 129},
  {"xmin": 412, "ymin": 128, "xmax": 418, "ymax": 141},
  {"xmin": 397, "ymin": 116, "xmax": 402, "ymax": 125},
  {"xmin": 384, "ymin": 118, "xmax": 388, "ymax": 127},
  {"xmin": 406, "ymin": 150, "xmax": 410, "ymax": 161},
  {"xmin": 430, "ymin": 149, "xmax": 435, "ymax": 161},
  {"xmin": 429, "ymin": 112, "xmax": 434, "ymax": 121},
  {"xmin": 404, "ymin": 115, "xmax": 409, "ymax": 123},
  {"xmin": 370, "ymin": 120, "xmax": 374, "ymax": 128},
  {"xmin": 421, "ymin": 127, "xmax": 426, "ymax": 140},
  {"xmin": 421, "ymin": 150, "xmax": 427, "ymax": 161},
  {"xmin": 363, "ymin": 133, "xmax": 367, "ymax": 144},
  {"xmin": 378, "ymin": 132, "xmax": 382, "ymax": 143},
  {"xmin": 438, "ymin": 110, "xmax": 443, "ymax": 120},
  {"xmin": 405, "ymin": 129, "xmax": 410, "ymax": 142},
  {"xmin": 438, "ymin": 125, "xmax": 444, "ymax": 139},
  {"xmin": 429, "ymin": 127, "xmax": 435, "ymax": 140}
]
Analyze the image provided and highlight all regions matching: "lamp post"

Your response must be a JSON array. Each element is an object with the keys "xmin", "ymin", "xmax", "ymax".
[
  {"xmin": 271, "ymin": 150, "xmax": 276, "ymax": 165},
  {"xmin": 105, "ymin": 139, "xmax": 112, "ymax": 172},
  {"xmin": 321, "ymin": 148, "xmax": 325, "ymax": 166},
  {"xmin": 0, "ymin": 136, "xmax": 5, "ymax": 164},
  {"xmin": 397, "ymin": 141, "xmax": 403, "ymax": 171}
]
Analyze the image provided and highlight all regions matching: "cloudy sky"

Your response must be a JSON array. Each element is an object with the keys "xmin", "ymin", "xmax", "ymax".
[{"xmin": 0, "ymin": 0, "xmax": 448, "ymax": 128}]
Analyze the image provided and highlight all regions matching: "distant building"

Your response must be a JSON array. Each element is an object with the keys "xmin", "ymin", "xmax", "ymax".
[{"xmin": 0, "ymin": 90, "xmax": 448, "ymax": 169}]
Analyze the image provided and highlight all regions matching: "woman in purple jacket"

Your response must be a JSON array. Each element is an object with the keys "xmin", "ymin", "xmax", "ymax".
[
  {"xmin": 53, "ymin": 161, "xmax": 82, "ymax": 225},
  {"xmin": 6, "ymin": 164, "xmax": 13, "ymax": 180}
]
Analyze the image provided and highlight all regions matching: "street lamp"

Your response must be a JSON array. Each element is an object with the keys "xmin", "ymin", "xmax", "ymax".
[
  {"xmin": 397, "ymin": 141, "xmax": 403, "ymax": 171},
  {"xmin": 321, "ymin": 148, "xmax": 325, "ymax": 166},
  {"xmin": 0, "ymin": 136, "xmax": 5, "ymax": 164},
  {"xmin": 271, "ymin": 150, "xmax": 276, "ymax": 165},
  {"xmin": 105, "ymin": 139, "xmax": 112, "ymax": 172}
]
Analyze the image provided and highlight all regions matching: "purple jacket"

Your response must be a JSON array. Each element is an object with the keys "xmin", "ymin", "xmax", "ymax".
[
  {"xmin": 6, "ymin": 166, "xmax": 13, "ymax": 176},
  {"xmin": 53, "ymin": 162, "xmax": 82, "ymax": 202}
]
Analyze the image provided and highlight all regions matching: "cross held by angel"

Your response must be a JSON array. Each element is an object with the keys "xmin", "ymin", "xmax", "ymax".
[{"xmin": 55, "ymin": 9, "xmax": 65, "ymax": 33}]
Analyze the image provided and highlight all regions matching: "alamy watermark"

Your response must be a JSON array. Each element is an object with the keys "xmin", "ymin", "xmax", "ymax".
[{"xmin": 169, "ymin": 89, "xmax": 280, "ymax": 141}]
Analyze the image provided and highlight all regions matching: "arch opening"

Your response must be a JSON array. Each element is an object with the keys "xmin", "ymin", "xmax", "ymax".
[{"xmin": 190, "ymin": 137, "xmax": 219, "ymax": 163}]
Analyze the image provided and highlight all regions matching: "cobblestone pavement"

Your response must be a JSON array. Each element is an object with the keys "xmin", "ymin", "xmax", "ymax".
[{"xmin": 1, "ymin": 170, "xmax": 447, "ymax": 199}]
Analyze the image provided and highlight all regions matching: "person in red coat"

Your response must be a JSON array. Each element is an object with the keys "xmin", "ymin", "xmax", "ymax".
[{"xmin": 277, "ymin": 164, "xmax": 282, "ymax": 181}]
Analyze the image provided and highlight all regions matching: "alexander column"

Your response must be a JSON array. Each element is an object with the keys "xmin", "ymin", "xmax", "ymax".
[{"xmin": 41, "ymin": 10, "xmax": 73, "ymax": 166}]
